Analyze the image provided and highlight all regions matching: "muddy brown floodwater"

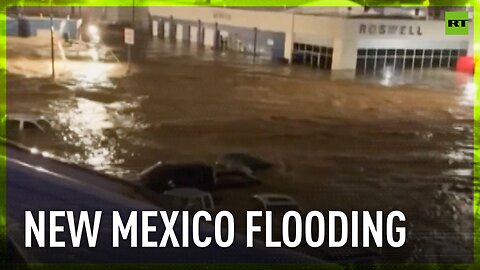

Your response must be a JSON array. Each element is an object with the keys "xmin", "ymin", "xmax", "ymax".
[{"xmin": 6, "ymin": 33, "xmax": 475, "ymax": 263}]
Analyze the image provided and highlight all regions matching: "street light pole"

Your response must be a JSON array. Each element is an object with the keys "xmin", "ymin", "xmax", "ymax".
[
  {"xmin": 127, "ymin": 0, "xmax": 135, "ymax": 72},
  {"xmin": 50, "ymin": 1, "xmax": 55, "ymax": 79},
  {"xmin": 132, "ymin": 0, "xmax": 136, "ymax": 26}
]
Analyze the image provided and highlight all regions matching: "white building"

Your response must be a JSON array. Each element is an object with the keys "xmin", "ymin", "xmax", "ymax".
[
  {"xmin": 148, "ymin": 6, "xmax": 473, "ymax": 72},
  {"xmin": 13, "ymin": 5, "xmax": 472, "ymax": 73}
]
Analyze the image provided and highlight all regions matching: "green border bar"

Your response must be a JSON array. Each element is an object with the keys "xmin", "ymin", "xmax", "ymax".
[
  {"xmin": 473, "ymin": 0, "xmax": 480, "ymax": 268},
  {"xmin": 2, "ymin": 0, "xmax": 477, "ymax": 7},
  {"xmin": 1, "ymin": 1, "xmax": 479, "ymax": 269},
  {"xmin": 0, "ymin": 0, "xmax": 6, "ymax": 267}
]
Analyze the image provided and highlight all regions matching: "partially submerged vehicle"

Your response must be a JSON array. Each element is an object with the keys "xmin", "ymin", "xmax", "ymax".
[
  {"xmin": 253, "ymin": 193, "xmax": 300, "ymax": 214},
  {"xmin": 3, "ymin": 113, "xmax": 52, "ymax": 141},
  {"xmin": 6, "ymin": 113, "xmax": 51, "ymax": 133},
  {"xmin": 140, "ymin": 162, "xmax": 217, "ymax": 192},
  {"xmin": 140, "ymin": 153, "xmax": 272, "ymax": 193},
  {"xmin": 215, "ymin": 152, "xmax": 272, "ymax": 188},
  {"xmin": 215, "ymin": 166, "xmax": 261, "ymax": 188},
  {"xmin": 163, "ymin": 188, "xmax": 215, "ymax": 211},
  {"xmin": 216, "ymin": 152, "xmax": 273, "ymax": 171}
]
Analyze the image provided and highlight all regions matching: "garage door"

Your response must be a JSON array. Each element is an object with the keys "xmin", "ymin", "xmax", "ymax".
[
  {"xmin": 204, "ymin": 28, "xmax": 216, "ymax": 47},
  {"xmin": 164, "ymin": 21, "xmax": 170, "ymax": 38},
  {"xmin": 176, "ymin": 24, "xmax": 183, "ymax": 41},
  {"xmin": 190, "ymin": 26, "xmax": 198, "ymax": 43}
]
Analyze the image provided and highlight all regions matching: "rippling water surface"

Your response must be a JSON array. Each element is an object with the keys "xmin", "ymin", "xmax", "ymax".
[{"xmin": 7, "ymin": 33, "xmax": 475, "ymax": 262}]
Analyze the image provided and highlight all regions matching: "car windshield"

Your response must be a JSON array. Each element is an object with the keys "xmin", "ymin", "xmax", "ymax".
[
  {"xmin": 36, "ymin": 119, "xmax": 51, "ymax": 131},
  {"xmin": 203, "ymin": 196, "xmax": 213, "ymax": 209},
  {"xmin": 23, "ymin": 121, "xmax": 41, "ymax": 131},
  {"xmin": 6, "ymin": 119, "xmax": 20, "ymax": 130},
  {"xmin": 268, "ymin": 198, "xmax": 291, "ymax": 203},
  {"xmin": 266, "ymin": 205, "xmax": 299, "ymax": 214}
]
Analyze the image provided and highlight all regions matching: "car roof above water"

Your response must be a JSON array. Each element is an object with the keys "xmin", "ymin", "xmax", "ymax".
[
  {"xmin": 253, "ymin": 193, "xmax": 298, "ymax": 206},
  {"xmin": 7, "ymin": 113, "xmax": 46, "ymax": 122},
  {"xmin": 164, "ymin": 188, "xmax": 211, "ymax": 198}
]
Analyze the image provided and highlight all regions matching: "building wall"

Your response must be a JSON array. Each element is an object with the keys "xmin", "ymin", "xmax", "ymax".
[
  {"xmin": 12, "ymin": 7, "xmax": 150, "ymax": 30},
  {"xmin": 291, "ymin": 15, "xmax": 342, "ymax": 47},
  {"xmin": 351, "ymin": 18, "xmax": 468, "ymax": 49},
  {"xmin": 149, "ymin": 7, "xmax": 292, "ymax": 32},
  {"xmin": 290, "ymin": 16, "xmax": 469, "ymax": 70},
  {"xmin": 148, "ymin": 7, "xmax": 471, "ymax": 71},
  {"xmin": 6, "ymin": 17, "xmax": 19, "ymax": 36},
  {"xmin": 349, "ymin": 18, "xmax": 469, "ymax": 73},
  {"xmin": 7, "ymin": 17, "xmax": 79, "ymax": 38},
  {"xmin": 151, "ymin": 11, "xmax": 286, "ymax": 61},
  {"xmin": 149, "ymin": 6, "xmax": 292, "ymax": 60}
]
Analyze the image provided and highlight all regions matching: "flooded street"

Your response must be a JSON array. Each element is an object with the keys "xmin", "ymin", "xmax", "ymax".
[{"xmin": 6, "ymin": 33, "xmax": 475, "ymax": 262}]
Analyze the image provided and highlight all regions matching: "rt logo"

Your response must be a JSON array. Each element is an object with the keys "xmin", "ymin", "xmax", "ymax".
[{"xmin": 445, "ymin": 11, "xmax": 469, "ymax": 35}]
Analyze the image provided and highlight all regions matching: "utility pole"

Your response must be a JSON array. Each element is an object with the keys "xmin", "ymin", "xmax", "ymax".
[
  {"xmin": 127, "ymin": 0, "xmax": 135, "ymax": 72},
  {"xmin": 132, "ymin": 0, "xmax": 136, "ymax": 26},
  {"xmin": 50, "ymin": 0, "xmax": 55, "ymax": 79},
  {"xmin": 253, "ymin": 27, "xmax": 257, "ymax": 62}
]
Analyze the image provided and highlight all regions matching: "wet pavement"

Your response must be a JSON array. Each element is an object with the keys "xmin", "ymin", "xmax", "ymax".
[{"xmin": 6, "ymin": 31, "xmax": 475, "ymax": 263}]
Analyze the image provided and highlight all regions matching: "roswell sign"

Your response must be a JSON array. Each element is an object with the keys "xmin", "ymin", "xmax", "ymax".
[{"xmin": 359, "ymin": 24, "xmax": 423, "ymax": 36}]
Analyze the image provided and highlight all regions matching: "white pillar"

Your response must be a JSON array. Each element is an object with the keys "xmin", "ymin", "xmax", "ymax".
[
  {"xmin": 467, "ymin": 17, "xmax": 474, "ymax": 56},
  {"xmin": 331, "ymin": 20, "xmax": 358, "ymax": 70},
  {"xmin": 152, "ymin": 20, "xmax": 158, "ymax": 37},
  {"xmin": 283, "ymin": 14, "xmax": 294, "ymax": 63},
  {"xmin": 176, "ymin": 24, "xmax": 183, "ymax": 41},
  {"xmin": 190, "ymin": 25, "xmax": 198, "ymax": 43},
  {"xmin": 164, "ymin": 21, "xmax": 170, "ymax": 38}
]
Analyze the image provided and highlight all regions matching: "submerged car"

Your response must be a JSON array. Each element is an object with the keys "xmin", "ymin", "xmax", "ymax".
[
  {"xmin": 140, "ymin": 162, "xmax": 217, "ymax": 192},
  {"xmin": 253, "ymin": 193, "xmax": 300, "ymax": 214},
  {"xmin": 216, "ymin": 153, "xmax": 273, "ymax": 171},
  {"xmin": 4, "ymin": 113, "xmax": 52, "ymax": 140},
  {"xmin": 215, "ymin": 152, "xmax": 272, "ymax": 188},
  {"xmin": 163, "ymin": 188, "xmax": 215, "ymax": 211}
]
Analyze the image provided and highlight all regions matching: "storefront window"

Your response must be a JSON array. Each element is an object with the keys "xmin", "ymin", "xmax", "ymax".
[
  {"xmin": 356, "ymin": 47, "xmax": 465, "ymax": 74},
  {"xmin": 292, "ymin": 42, "xmax": 334, "ymax": 70}
]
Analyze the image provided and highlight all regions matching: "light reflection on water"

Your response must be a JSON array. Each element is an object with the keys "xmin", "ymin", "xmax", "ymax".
[
  {"xmin": 63, "ymin": 62, "xmax": 119, "ymax": 90},
  {"xmin": 53, "ymin": 97, "xmax": 118, "ymax": 171},
  {"xmin": 49, "ymin": 94, "xmax": 145, "ymax": 172}
]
